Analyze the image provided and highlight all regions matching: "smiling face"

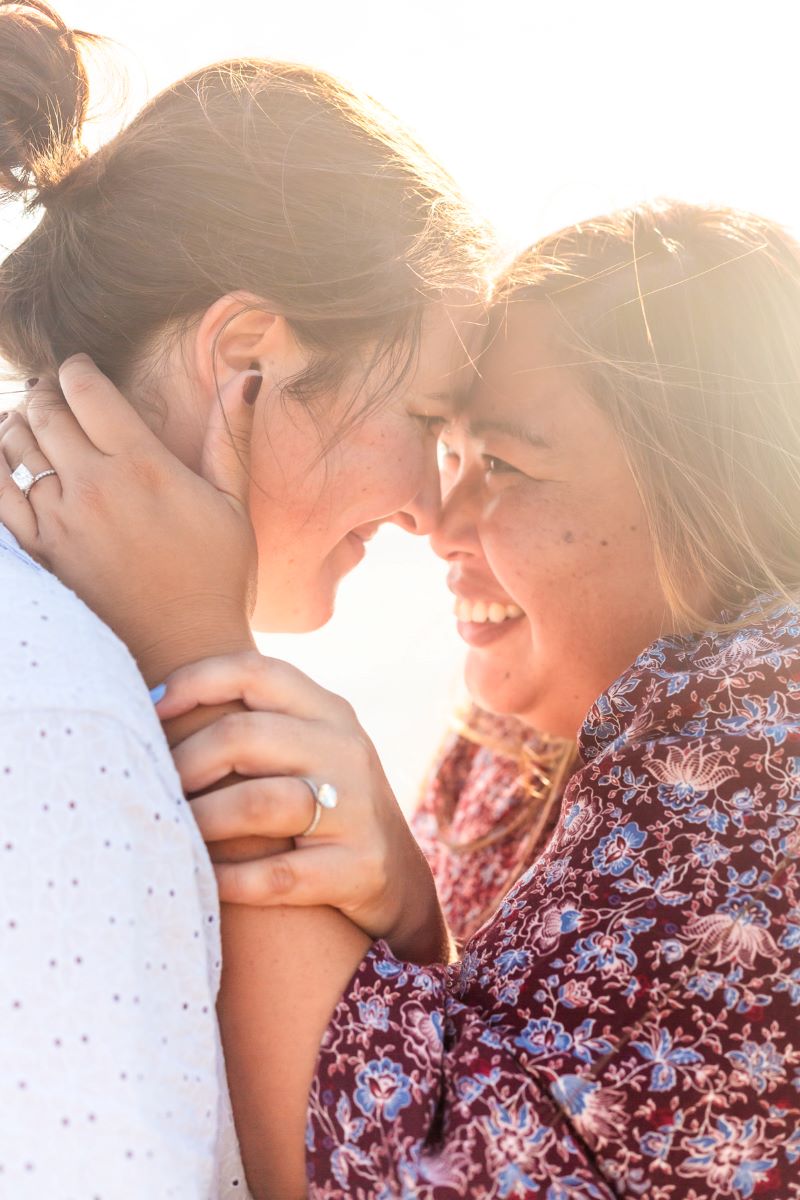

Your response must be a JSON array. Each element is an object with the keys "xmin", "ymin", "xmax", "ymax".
[
  {"xmin": 432, "ymin": 302, "xmax": 671, "ymax": 738},
  {"xmin": 248, "ymin": 300, "xmax": 482, "ymax": 631}
]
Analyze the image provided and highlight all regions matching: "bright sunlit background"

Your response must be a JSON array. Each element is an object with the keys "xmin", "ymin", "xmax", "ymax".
[{"xmin": 3, "ymin": 0, "xmax": 800, "ymax": 806}]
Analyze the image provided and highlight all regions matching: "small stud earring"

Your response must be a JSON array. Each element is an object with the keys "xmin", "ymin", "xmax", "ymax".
[{"xmin": 243, "ymin": 361, "xmax": 262, "ymax": 406}]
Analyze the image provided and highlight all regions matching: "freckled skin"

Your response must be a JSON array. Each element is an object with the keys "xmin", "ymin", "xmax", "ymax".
[
  {"xmin": 433, "ymin": 303, "xmax": 671, "ymax": 740},
  {"xmin": 245, "ymin": 302, "xmax": 480, "ymax": 632}
]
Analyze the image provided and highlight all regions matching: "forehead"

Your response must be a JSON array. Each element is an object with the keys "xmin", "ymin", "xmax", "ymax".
[
  {"xmin": 466, "ymin": 301, "xmax": 591, "ymax": 435},
  {"xmin": 418, "ymin": 298, "xmax": 489, "ymax": 407}
]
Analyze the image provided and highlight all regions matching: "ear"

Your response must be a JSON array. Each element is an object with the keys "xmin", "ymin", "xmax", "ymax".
[{"xmin": 192, "ymin": 292, "xmax": 306, "ymax": 400}]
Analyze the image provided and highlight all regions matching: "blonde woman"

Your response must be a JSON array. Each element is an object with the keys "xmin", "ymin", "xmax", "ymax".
[{"xmin": 6, "ymin": 199, "xmax": 800, "ymax": 1198}]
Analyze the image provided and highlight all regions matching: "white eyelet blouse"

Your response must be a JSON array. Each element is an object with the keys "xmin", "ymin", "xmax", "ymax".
[{"xmin": 0, "ymin": 525, "xmax": 250, "ymax": 1199}]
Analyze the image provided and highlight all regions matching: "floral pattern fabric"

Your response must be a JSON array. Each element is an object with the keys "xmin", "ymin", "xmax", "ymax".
[
  {"xmin": 412, "ymin": 710, "xmax": 569, "ymax": 944},
  {"xmin": 307, "ymin": 602, "xmax": 800, "ymax": 1199}
]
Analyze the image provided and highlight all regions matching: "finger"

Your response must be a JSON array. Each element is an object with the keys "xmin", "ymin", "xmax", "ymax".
[
  {"xmin": 200, "ymin": 369, "xmax": 260, "ymax": 508},
  {"xmin": 57, "ymin": 354, "xmax": 167, "ymax": 457},
  {"xmin": 191, "ymin": 775, "xmax": 317, "ymax": 842},
  {"xmin": 154, "ymin": 650, "xmax": 338, "ymax": 723},
  {"xmin": 172, "ymin": 710, "xmax": 335, "ymax": 793},
  {"xmin": 0, "ymin": 414, "xmax": 61, "ymax": 502},
  {"xmin": 0, "ymin": 444, "xmax": 40, "ymax": 546},
  {"xmin": 25, "ymin": 377, "xmax": 95, "ymax": 465},
  {"xmin": 214, "ymin": 843, "xmax": 350, "ymax": 908}
]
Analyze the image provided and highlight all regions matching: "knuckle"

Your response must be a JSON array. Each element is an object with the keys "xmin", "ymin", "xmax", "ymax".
[
  {"xmin": 74, "ymin": 476, "xmax": 109, "ymax": 515},
  {"xmin": 27, "ymin": 395, "xmax": 59, "ymax": 427},
  {"xmin": 267, "ymin": 857, "xmax": 295, "ymax": 895},
  {"xmin": 128, "ymin": 454, "xmax": 165, "ymax": 492},
  {"xmin": 241, "ymin": 650, "xmax": 271, "ymax": 684},
  {"xmin": 333, "ymin": 694, "xmax": 357, "ymax": 723},
  {"xmin": 344, "ymin": 729, "xmax": 373, "ymax": 773},
  {"xmin": 64, "ymin": 369, "xmax": 96, "ymax": 400}
]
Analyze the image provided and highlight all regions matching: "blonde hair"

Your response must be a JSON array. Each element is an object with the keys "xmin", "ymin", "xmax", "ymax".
[
  {"xmin": 430, "ymin": 705, "xmax": 578, "ymax": 935},
  {"xmin": 494, "ymin": 201, "xmax": 800, "ymax": 633}
]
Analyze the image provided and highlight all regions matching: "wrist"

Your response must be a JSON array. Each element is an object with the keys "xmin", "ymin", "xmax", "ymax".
[{"xmin": 380, "ymin": 854, "xmax": 452, "ymax": 965}]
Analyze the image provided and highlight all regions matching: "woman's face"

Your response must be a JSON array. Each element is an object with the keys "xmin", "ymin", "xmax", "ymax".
[
  {"xmin": 248, "ymin": 301, "xmax": 482, "ymax": 631},
  {"xmin": 431, "ymin": 302, "xmax": 670, "ymax": 739}
]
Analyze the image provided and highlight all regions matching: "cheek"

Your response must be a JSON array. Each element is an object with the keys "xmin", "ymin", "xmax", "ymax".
[
  {"xmin": 480, "ymin": 488, "xmax": 589, "ymax": 604},
  {"xmin": 481, "ymin": 485, "xmax": 656, "ymax": 613},
  {"xmin": 346, "ymin": 424, "xmax": 429, "ymax": 512}
]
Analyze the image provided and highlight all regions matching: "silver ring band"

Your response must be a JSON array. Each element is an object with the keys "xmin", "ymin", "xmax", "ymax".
[
  {"xmin": 297, "ymin": 776, "xmax": 339, "ymax": 837},
  {"xmin": 11, "ymin": 464, "xmax": 58, "ymax": 498}
]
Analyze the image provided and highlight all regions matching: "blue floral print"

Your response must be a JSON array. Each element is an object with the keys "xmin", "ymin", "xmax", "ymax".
[
  {"xmin": 308, "ymin": 603, "xmax": 800, "ymax": 1198},
  {"xmin": 592, "ymin": 821, "xmax": 646, "ymax": 875}
]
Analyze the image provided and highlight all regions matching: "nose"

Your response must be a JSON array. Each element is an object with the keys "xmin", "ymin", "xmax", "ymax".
[
  {"xmin": 429, "ymin": 468, "xmax": 483, "ymax": 562},
  {"xmin": 389, "ymin": 449, "xmax": 443, "ymax": 536}
]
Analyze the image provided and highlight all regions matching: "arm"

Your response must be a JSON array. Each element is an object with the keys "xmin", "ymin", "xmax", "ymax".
[
  {"xmin": 0, "ymin": 710, "xmax": 226, "ymax": 1197},
  {"xmin": 205, "ymin": 707, "xmax": 800, "ymax": 1199}
]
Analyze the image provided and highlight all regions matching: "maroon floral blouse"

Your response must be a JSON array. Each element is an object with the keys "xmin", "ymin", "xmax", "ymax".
[
  {"xmin": 307, "ymin": 603, "xmax": 800, "ymax": 1199},
  {"xmin": 412, "ymin": 710, "xmax": 571, "ymax": 945}
]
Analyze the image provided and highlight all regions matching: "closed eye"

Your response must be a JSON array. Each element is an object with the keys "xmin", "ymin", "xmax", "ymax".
[{"xmin": 482, "ymin": 453, "xmax": 518, "ymax": 476}]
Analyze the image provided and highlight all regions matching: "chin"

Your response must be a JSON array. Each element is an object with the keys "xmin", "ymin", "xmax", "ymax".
[
  {"xmin": 250, "ymin": 585, "xmax": 337, "ymax": 634},
  {"xmin": 464, "ymin": 653, "xmax": 537, "ymax": 723},
  {"xmin": 464, "ymin": 652, "xmax": 581, "ymax": 739}
]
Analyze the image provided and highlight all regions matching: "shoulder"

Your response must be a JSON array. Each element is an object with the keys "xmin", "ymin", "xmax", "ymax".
[
  {"xmin": 580, "ymin": 600, "xmax": 800, "ymax": 762},
  {"xmin": 535, "ymin": 603, "xmax": 799, "ymax": 876},
  {"xmin": 0, "ymin": 529, "xmax": 161, "ymax": 739},
  {"xmin": 0, "ymin": 530, "xmax": 185, "ymax": 820}
]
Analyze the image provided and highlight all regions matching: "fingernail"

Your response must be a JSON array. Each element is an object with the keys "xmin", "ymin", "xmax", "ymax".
[
  {"xmin": 243, "ymin": 372, "xmax": 262, "ymax": 406},
  {"xmin": 26, "ymin": 378, "xmax": 39, "ymax": 389},
  {"xmin": 149, "ymin": 683, "xmax": 167, "ymax": 704}
]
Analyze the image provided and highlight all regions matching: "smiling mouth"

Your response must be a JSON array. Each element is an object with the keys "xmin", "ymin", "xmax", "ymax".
[
  {"xmin": 454, "ymin": 598, "xmax": 526, "ymax": 648},
  {"xmin": 454, "ymin": 598, "xmax": 523, "ymax": 624}
]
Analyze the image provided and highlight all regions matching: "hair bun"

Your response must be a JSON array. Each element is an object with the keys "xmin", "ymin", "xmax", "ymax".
[{"xmin": 0, "ymin": 0, "xmax": 94, "ymax": 206}]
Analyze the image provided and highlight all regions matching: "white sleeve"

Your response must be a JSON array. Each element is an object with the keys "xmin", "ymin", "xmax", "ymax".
[{"xmin": 0, "ymin": 709, "xmax": 222, "ymax": 1200}]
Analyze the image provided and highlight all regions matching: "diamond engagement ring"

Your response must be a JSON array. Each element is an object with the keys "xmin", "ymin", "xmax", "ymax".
[
  {"xmin": 11, "ymin": 463, "xmax": 58, "ymax": 498},
  {"xmin": 298, "ymin": 777, "xmax": 339, "ymax": 837}
]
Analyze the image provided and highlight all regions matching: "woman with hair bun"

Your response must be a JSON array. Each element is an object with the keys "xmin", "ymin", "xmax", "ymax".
[{"xmin": 0, "ymin": 1, "xmax": 489, "ymax": 1194}]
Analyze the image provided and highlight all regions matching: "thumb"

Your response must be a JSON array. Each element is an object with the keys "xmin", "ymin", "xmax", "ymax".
[{"xmin": 200, "ymin": 368, "xmax": 262, "ymax": 507}]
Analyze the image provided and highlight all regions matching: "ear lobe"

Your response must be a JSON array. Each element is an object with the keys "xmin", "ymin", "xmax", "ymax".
[{"xmin": 192, "ymin": 291, "xmax": 299, "ymax": 398}]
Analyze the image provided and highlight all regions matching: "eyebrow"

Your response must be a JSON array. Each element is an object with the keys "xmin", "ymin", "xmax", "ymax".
[
  {"xmin": 467, "ymin": 418, "xmax": 552, "ymax": 449},
  {"xmin": 424, "ymin": 389, "xmax": 473, "ymax": 414}
]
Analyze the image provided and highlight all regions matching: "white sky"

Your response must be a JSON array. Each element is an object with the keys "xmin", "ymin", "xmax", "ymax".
[
  {"xmin": 5, "ymin": 0, "xmax": 800, "ymax": 804},
  {"xmin": 55, "ymin": 0, "xmax": 800, "ymax": 247}
]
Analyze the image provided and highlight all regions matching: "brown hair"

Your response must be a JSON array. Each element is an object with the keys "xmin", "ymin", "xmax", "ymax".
[
  {"xmin": 493, "ymin": 201, "xmax": 800, "ymax": 632},
  {"xmin": 0, "ymin": 1, "xmax": 490, "ymax": 414}
]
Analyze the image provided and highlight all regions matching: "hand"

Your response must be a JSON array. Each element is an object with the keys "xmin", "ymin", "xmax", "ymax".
[
  {"xmin": 0, "ymin": 358, "xmax": 258, "ymax": 683},
  {"xmin": 156, "ymin": 650, "xmax": 452, "ymax": 965}
]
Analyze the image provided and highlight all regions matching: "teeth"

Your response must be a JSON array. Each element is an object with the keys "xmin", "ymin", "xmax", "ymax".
[{"xmin": 455, "ymin": 599, "xmax": 523, "ymax": 624}]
